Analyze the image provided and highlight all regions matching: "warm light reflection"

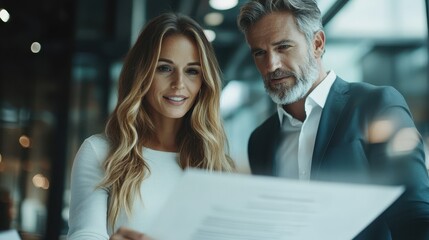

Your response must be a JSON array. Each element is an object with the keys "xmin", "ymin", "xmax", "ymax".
[
  {"xmin": 209, "ymin": 0, "xmax": 238, "ymax": 10},
  {"xmin": 204, "ymin": 12, "xmax": 224, "ymax": 26},
  {"xmin": 0, "ymin": 154, "xmax": 3, "ymax": 172},
  {"xmin": 203, "ymin": 29, "xmax": 216, "ymax": 42},
  {"xmin": 19, "ymin": 135, "xmax": 31, "ymax": 148},
  {"xmin": 0, "ymin": 9, "xmax": 10, "ymax": 22},
  {"xmin": 32, "ymin": 174, "xmax": 50, "ymax": 190},
  {"xmin": 389, "ymin": 128, "xmax": 420, "ymax": 156},
  {"xmin": 367, "ymin": 120, "xmax": 394, "ymax": 143},
  {"xmin": 31, "ymin": 42, "xmax": 41, "ymax": 53}
]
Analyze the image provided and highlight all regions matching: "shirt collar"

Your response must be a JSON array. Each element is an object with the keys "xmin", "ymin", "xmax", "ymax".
[
  {"xmin": 307, "ymin": 70, "xmax": 336, "ymax": 109},
  {"xmin": 277, "ymin": 70, "xmax": 337, "ymax": 126}
]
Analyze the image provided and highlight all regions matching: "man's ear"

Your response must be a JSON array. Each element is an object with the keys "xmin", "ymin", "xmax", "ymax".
[{"xmin": 313, "ymin": 30, "xmax": 325, "ymax": 58}]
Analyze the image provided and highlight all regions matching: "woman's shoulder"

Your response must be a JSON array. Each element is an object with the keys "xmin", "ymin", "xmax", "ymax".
[
  {"xmin": 76, "ymin": 133, "xmax": 110, "ymax": 163},
  {"xmin": 84, "ymin": 133, "xmax": 109, "ymax": 147}
]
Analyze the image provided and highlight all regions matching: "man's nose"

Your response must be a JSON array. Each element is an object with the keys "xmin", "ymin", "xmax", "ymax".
[{"xmin": 266, "ymin": 53, "xmax": 282, "ymax": 73}]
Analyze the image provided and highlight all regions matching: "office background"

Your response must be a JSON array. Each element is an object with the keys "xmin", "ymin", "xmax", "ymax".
[{"xmin": 0, "ymin": 0, "xmax": 428, "ymax": 239}]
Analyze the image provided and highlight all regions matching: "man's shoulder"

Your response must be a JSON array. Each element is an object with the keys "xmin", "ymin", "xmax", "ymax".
[
  {"xmin": 336, "ymin": 77, "xmax": 397, "ymax": 93},
  {"xmin": 334, "ymin": 78, "xmax": 403, "ymax": 101}
]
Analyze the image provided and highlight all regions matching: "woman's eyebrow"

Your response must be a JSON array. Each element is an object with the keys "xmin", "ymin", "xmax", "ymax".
[
  {"xmin": 187, "ymin": 62, "xmax": 201, "ymax": 66},
  {"xmin": 158, "ymin": 58, "xmax": 173, "ymax": 63},
  {"xmin": 158, "ymin": 58, "xmax": 200, "ymax": 66}
]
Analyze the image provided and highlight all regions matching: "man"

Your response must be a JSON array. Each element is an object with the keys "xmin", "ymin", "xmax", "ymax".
[{"xmin": 237, "ymin": 0, "xmax": 429, "ymax": 239}]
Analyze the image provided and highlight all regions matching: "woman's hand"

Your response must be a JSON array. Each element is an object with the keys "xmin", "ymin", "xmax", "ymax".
[{"xmin": 110, "ymin": 227, "xmax": 153, "ymax": 240}]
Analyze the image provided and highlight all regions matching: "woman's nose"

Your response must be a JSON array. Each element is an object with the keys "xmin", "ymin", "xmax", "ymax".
[{"xmin": 171, "ymin": 71, "xmax": 185, "ymax": 90}]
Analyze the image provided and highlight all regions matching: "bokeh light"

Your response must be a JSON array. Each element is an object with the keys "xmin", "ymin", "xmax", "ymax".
[
  {"xmin": 19, "ymin": 135, "xmax": 31, "ymax": 148},
  {"xmin": 209, "ymin": 0, "xmax": 238, "ymax": 10},
  {"xmin": 0, "ymin": 9, "xmax": 10, "ymax": 22},
  {"xmin": 204, "ymin": 12, "xmax": 224, "ymax": 26},
  {"xmin": 32, "ymin": 174, "xmax": 50, "ymax": 190},
  {"xmin": 204, "ymin": 29, "xmax": 216, "ymax": 42},
  {"xmin": 31, "ymin": 42, "xmax": 42, "ymax": 53}
]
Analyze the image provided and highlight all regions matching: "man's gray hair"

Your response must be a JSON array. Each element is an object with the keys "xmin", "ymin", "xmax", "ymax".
[{"xmin": 237, "ymin": 0, "xmax": 323, "ymax": 44}]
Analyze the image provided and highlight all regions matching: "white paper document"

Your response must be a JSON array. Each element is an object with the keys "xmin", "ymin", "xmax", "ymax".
[{"xmin": 147, "ymin": 169, "xmax": 404, "ymax": 240}]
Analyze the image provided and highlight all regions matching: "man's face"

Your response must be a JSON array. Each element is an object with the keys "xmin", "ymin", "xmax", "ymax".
[{"xmin": 245, "ymin": 11, "xmax": 320, "ymax": 105}]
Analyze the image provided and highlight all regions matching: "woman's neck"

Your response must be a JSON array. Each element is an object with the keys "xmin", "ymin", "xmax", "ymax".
[{"xmin": 145, "ymin": 117, "xmax": 182, "ymax": 152}]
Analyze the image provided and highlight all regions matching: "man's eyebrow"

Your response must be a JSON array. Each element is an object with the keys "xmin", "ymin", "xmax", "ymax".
[
  {"xmin": 250, "ymin": 40, "xmax": 294, "ymax": 54},
  {"xmin": 272, "ymin": 39, "xmax": 294, "ymax": 46}
]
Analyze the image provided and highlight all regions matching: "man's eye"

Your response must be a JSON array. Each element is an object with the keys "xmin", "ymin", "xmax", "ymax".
[
  {"xmin": 278, "ymin": 44, "xmax": 291, "ymax": 50},
  {"xmin": 253, "ymin": 50, "xmax": 265, "ymax": 57},
  {"xmin": 157, "ymin": 65, "xmax": 172, "ymax": 72}
]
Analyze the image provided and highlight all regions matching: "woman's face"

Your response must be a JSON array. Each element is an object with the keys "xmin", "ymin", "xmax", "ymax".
[{"xmin": 146, "ymin": 34, "xmax": 203, "ymax": 121}]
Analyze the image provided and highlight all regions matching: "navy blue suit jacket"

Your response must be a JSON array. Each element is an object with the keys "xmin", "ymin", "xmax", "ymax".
[{"xmin": 248, "ymin": 77, "xmax": 429, "ymax": 239}]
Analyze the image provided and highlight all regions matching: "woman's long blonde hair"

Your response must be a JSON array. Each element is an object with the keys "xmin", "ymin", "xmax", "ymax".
[{"xmin": 99, "ymin": 12, "xmax": 235, "ymax": 230}]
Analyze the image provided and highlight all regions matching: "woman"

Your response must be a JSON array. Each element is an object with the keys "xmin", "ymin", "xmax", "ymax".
[{"xmin": 68, "ymin": 13, "xmax": 235, "ymax": 240}]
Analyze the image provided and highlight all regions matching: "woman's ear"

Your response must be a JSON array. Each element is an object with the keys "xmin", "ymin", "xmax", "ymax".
[{"xmin": 313, "ymin": 30, "xmax": 325, "ymax": 58}]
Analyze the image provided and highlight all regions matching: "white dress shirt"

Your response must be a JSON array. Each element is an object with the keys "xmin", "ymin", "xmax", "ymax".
[{"xmin": 276, "ymin": 71, "xmax": 337, "ymax": 180}]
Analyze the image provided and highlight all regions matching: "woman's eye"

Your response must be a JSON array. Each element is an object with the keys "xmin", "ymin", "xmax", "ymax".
[
  {"xmin": 186, "ymin": 68, "xmax": 200, "ymax": 75},
  {"xmin": 157, "ymin": 65, "xmax": 172, "ymax": 72}
]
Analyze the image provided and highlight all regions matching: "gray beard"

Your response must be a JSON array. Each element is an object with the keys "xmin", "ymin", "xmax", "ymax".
[{"xmin": 264, "ymin": 54, "xmax": 319, "ymax": 105}]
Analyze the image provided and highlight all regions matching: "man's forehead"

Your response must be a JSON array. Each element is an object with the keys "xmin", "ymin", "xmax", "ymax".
[{"xmin": 245, "ymin": 14, "xmax": 304, "ymax": 47}]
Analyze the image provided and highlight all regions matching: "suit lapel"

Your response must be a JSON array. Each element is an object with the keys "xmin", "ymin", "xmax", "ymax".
[
  {"xmin": 311, "ymin": 78, "xmax": 350, "ymax": 178},
  {"xmin": 267, "ymin": 115, "xmax": 281, "ymax": 176}
]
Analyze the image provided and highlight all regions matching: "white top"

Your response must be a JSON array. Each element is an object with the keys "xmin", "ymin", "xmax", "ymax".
[
  {"xmin": 276, "ymin": 71, "xmax": 336, "ymax": 180},
  {"xmin": 67, "ymin": 134, "xmax": 183, "ymax": 239}
]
